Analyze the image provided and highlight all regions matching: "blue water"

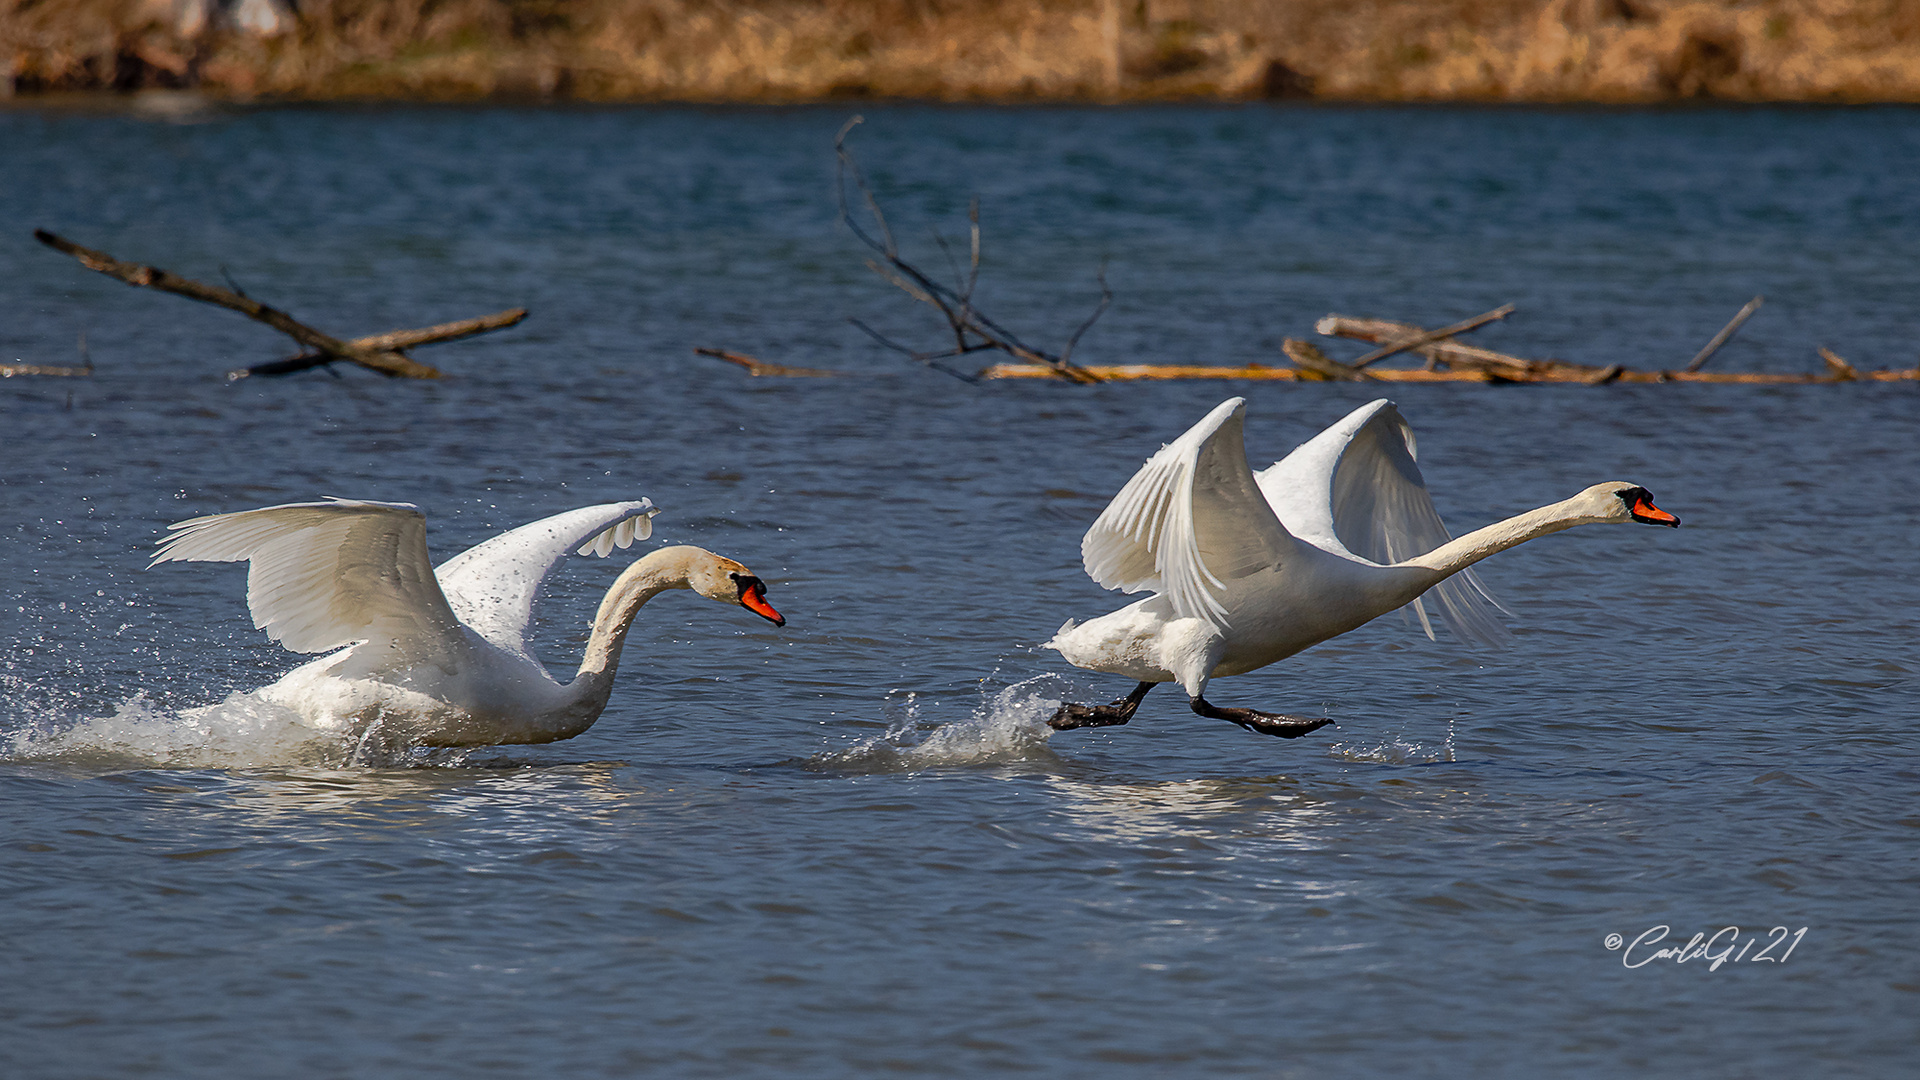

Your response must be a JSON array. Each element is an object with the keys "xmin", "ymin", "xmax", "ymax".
[{"xmin": 2, "ymin": 103, "xmax": 1917, "ymax": 1077}]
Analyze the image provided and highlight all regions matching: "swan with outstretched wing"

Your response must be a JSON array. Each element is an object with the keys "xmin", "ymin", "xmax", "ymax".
[
  {"xmin": 153, "ymin": 498, "xmax": 784, "ymax": 746},
  {"xmin": 1048, "ymin": 398, "xmax": 1678, "ymax": 738}
]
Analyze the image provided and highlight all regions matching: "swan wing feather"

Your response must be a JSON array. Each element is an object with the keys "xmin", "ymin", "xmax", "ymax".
[
  {"xmin": 150, "ymin": 498, "xmax": 468, "ymax": 665},
  {"xmin": 434, "ymin": 500, "xmax": 659, "ymax": 660},
  {"xmin": 1081, "ymin": 397, "xmax": 1292, "ymax": 631},
  {"xmin": 1258, "ymin": 399, "xmax": 1509, "ymax": 647}
]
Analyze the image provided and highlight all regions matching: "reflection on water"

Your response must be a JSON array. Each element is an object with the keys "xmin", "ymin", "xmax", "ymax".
[
  {"xmin": 209, "ymin": 761, "xmax": 641, "ymax": 847},
  {"xmin": 1044, "ymin": 772, "xmax": 1334, "ymax": 847}
]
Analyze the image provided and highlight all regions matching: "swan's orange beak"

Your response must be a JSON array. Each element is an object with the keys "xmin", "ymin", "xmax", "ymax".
[
  {"xmin": 740, "ymin": 582, "xmax": 786, "ymax": 626},
  {"xmin": 1629, "ymin": 492, "xmax": 1680, "ymax": 527}
]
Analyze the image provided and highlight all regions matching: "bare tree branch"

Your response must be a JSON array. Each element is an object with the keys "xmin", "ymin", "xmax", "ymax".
[
  {"xmin": 834, "ymin": 120, "xmax": 1102, "ymax": 383},
  {"xmin": 36, "ymin": 230, "xmax": 527, "ymax": 380},
  {"xmin": 848, "ymin": 317, "xmax": 982, "ymax": 382},
  {"xmin": 36, "ymin": 229, "xmax": 445, "ymax": 378},
  {"xmin": 1061, "ymin": 262, "xmax": 1113, "ymax": 365}
]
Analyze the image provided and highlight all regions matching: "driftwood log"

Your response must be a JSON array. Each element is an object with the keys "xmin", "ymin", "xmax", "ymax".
[
  {"xmin": 1282, "ymin": 338, "xmax": 1373, "ymax": 381},
  {"xmin": 982, "ymin": 361, "xmax": 1491, "ymax": 381},
  {"xmin": 1317, "ymin": 313, "xmax": 1607, "ymax": 380},
  {"xmin": 1348, "ymin": 304, "xmax": 1514, "ymax": 369},
  {"xmin": 34, "ymin": 230, "xmax": 525, "ymax": 379},
  {"xmin": 1313, "ymin": 312, "xmax": 1916, "ymax": 383},
  {"xmin": 981, "ymin": 311, "xmax": 1915, "ymax": 383},
  {"xmin": 703, "ymin": 300, "xmax": 1916, "ymax": 384},
  {"xmin": 978, "ymin": 359, "xmax": 1917, "ymax": 383}
]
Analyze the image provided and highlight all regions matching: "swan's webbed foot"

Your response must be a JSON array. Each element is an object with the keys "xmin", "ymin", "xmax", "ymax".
[
  {"xmin": 1049, "ymin": 681, "xmax": 1155, "ymax": 731},
  {"xmin": 1190, "ymin": 695, "xmax": 1333, "ymax": 739}
]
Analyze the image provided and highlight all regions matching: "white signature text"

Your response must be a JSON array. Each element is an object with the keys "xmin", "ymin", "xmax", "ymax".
[{"xmin": 1604, "ymin": 925, "xmax": 1807, "ymax": 971}]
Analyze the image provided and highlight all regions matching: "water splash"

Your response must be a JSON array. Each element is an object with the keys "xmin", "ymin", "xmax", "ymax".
[
  {"xmin": 808, "ymin": 675, "xmax": 1066, "ymax": 772},
  {"xmin": 1325, "ymin": 714, "xmax": 1458, "ymax": 765},
  {"xmin": 0, "ymin": 677, "xmax": 470, "ymax": 770}
]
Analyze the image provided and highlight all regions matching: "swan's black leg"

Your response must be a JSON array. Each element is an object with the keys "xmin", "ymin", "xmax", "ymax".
[
  {"xmin": 1190, "ymin": 695, "xmax": 1332, "ymax": 739},
  {"xmin": 1050, "ymin": 681, "xmax": 1156, "ymax": 731}
]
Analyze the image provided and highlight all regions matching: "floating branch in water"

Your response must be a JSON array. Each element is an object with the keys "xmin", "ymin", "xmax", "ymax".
[
  {"xmin": 2, "ymin": 331, "xmax": 96, "ymax": 379},
  {"xmin": 1282, "ymin": 339, "xmax": 1375, "ymax": 381},
  {"xmin": 982, "ymin": 361, "xmax": 1478, "ymax": 382},
  {"xmin": 703, "ymin": 306, "xmax": 1920, "ymax": 384},
  {"xmin": 1685, "ymin": 296, "xmax": 1764, "ymax": 372},
  {"xmin": 0, "ymin": 360, "xmax": 93, "ymax": 378},
  {"xmin": 978, "ymin": 358, "xmax": 1916, "ymax": 384},
  {"xmin": 985, "ymin": 361, "xmax": 1306, "ymax": 381},
  {"xmin": 1317, "ymin": 309, "xmax": 1916, "ymax": 384},
  {"xmin": 834, "ymin": 117, "xmax": 1103, "ymax": 384},
  {"xmin": 238, "ymin": 309, "xmax": 531, "ymax": 379},
  {"xmin": 1816, "ymin": 347, "xmax": 1858, "ymax": 380},
  {"xmin": 982, "ymin": 308, "xmax": 1919, "ymax": 384},
  {"xmin": 33, "ymin": 229, "xmax": 526, "ymax": 380},
  {"xmin": 1348, "ymin": 303, "xmax": 1514, "ymax": 369},
  {"xmin": 693, "ymin": 347, "xmax": 848, "ymax": 378},
  {"xmin": 1313, "ymin": 309, "xmax": 1551, "ymax": 376}
]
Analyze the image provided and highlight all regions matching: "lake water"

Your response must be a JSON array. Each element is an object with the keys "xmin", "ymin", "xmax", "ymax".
[{"xmin": 2, "ymin": 102, "xmax": 1916, "ymax": 1077}]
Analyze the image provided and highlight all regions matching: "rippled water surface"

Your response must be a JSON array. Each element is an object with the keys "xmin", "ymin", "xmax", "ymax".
[{"xmin": 3, "ymin": 104, "xmax": 1917, "ymax": 1077}]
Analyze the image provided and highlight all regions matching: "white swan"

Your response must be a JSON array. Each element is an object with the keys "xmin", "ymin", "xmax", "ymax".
[
  {"xmin": 1047, "ymin": 397, "xmax": 1679, "ymax": 737},
  {"xmin": 151, "ymin": 498, "xmax": 785, "ymax": 746}
]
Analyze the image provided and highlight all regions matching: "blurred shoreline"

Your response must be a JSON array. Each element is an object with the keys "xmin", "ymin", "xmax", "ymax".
[{"xmin": 7, "ymin": 0, "xmax": 1920, "ymax": 105}]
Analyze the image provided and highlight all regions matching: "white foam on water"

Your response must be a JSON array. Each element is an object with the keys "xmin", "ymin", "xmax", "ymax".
[
  {"xmin": 0, "ymin": 676, "xmax": 469, "ymax": 770},
  {"xmin": 808, "ymin": 674, "xmax": 1067, "ymax": 772}
]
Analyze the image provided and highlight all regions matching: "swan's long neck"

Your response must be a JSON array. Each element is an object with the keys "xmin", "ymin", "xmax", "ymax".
[
  {"xmin": 1402, "ymin": 495, "xmax": 1612, "ymax": 582},
  {"xmin": 572, "ymin": 548, "xmax": 703, "ymax": 686},
  {"xmin": 472, "ymin": 547, "xmax": 715, "ymax": 747}
]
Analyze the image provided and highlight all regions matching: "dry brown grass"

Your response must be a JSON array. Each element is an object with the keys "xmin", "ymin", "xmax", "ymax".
[{"xmin": 6, "ymin": 0, "xmax": 1920, "ymax": 102}]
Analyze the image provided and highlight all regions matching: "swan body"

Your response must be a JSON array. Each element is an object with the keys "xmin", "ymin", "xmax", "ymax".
[
  {"xmin": 152, "ymin": 499, "xmax": 785, "ymax": 746},
  {"xmin": 1048, "ymin": 398, "xmax": 1678, "ymax": 736}
]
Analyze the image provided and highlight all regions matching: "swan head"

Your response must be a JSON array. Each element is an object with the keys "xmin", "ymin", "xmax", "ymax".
[
  {"xmin": 675, "ymin": 547, "xmax": 787, "ymax": 626},
  {"xmin": 1579, "ymin": 482, "xmax": 1681, "ymax": 527}
]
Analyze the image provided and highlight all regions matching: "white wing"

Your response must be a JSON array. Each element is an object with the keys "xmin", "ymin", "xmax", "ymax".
[
  {"xmin": 151, "ymin": 498, "xmax": 468, "ymax": 669},
  {"xmin": 1256, "ymin": 399, "xmax": 1509, "ymax": 647},
  {"xmin": 1081, "ymin": 397, "xmax": 1294, "ymax": 631},
  {"xmin": 434, "ymin": 500, "xmax": 658, "ymax": 661}
]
